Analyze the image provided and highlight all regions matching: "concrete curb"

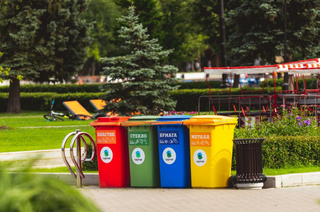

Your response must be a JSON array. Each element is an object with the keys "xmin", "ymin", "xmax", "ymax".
[
  {"xmin": 9, "ymin": 172, "xmax": 100, "ymax": 186},
  {"xmin": 0, "ymin": 149, "xmax": 84, "ymax": 161},
  {"xmin": 8, "ymin": 172, "xmax": 320, "ymax": 188}
]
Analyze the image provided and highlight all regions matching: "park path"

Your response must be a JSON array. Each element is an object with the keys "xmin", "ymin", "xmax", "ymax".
[{"xmin": 81, "ymin": 186, "xmax": 320, "ymax": 212}]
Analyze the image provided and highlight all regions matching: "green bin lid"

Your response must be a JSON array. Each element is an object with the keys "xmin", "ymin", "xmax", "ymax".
[
  {"xmin": 127, "ymin": 115, "xmax": 160, "ymax": 121},
  {"xmin": 122, "ymin": 115, "xmax": 160, "ymax": 127}
]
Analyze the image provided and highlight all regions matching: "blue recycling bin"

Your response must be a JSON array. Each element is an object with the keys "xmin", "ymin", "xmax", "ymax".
[{"xmin": 152, "ymin": 115, "xmax": 192, "ymax": 188}]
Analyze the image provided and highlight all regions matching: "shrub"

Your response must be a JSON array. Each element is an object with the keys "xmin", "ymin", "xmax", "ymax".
[
  {"xmin": 0, "ymin": 84, "xmax": 102, "ymax": 93},
  {"xmin": 175, "ymin": 81, "xmax": 222, "ymax": 89},
  {"xmin": 0, "ymin": 160, "xmax": 100, "ymax": 212},
  {"xmin": 231, "ymin": 136, "xmax": 320, "ymax": 169},
  {"xmin": 234, "ymin": 106, "xmax": 318, "ymax": 137},
  {"xmin": 82, "ymin": 144, "xmax": 98, "ymax": 171},
  {"xmin": 261, "ymin": 78, "xmax": 318, "ymax": 89}
]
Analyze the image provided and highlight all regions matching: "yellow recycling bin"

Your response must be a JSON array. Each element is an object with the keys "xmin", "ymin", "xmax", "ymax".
[{"xmin": 183, "ymin": 115, "xmax": 237, "ymax": 188}]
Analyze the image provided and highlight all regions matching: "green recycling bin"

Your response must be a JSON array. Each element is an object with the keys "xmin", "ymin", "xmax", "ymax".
[{"xmin": 121, "ymin": 116, "xmax": 160, "ymax": 187}]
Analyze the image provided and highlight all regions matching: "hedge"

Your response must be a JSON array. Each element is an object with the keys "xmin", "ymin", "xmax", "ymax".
[
  {"xmin": 230, "ymin": 136, "xmax": 320, "ymax": 170},
  {"xmin": 0, "ymin": 84, "xmax": 102, "ymax": 93},
  {"xmin": 176, "ymin": 80, "xmax": 222, "ymax": 89},
  {"xmin": 0, "ymin": 92, "xmax": 105, "ymax": 112},
  {"xmin": 171, "ymin": 87, "xmax": 281, "ymax": 111},
  {"xmin": 261, "ymin": 78, "xmax": 319, "ymax": 89},
  {"xmin": 0, "ymin": 81, "xmax": 223, "ymax": 93},
  {"xmin": 0, "ymin": 87, "xmax": 281, "ymax": 112}
]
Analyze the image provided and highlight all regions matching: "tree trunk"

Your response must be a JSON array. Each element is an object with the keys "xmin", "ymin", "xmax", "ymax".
[
  {"xmin": 233, "ymin": 74, "xmax": 239, "ymax": 88},
  {"xmin": 91, "ymin": 60, "xmax": 96, "ymax": 76},
  {"xmin": 7, "ymin": 77, "xmax": 21, "ymax": 113}
]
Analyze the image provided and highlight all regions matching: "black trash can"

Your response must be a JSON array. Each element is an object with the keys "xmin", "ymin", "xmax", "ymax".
[{"xmin": 232, "ymin": 138, "xmax": 267, "ymax": 189}]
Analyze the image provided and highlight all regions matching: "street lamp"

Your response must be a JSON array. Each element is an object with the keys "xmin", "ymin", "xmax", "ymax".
[
  {"xmin": 282, "ymin": 0, "xmax": 289, "ymax": 91},
  {"xmin": 218, "ymin": 0, "xmax": 229, "ymax": 88}
]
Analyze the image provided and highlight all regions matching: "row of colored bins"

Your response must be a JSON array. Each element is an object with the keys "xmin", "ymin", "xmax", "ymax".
[{"xmin": 90, "ymin": 115, "xmax": 237, "ymax": 188}]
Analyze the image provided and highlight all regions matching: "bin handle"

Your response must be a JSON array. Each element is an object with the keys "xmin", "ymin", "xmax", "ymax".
[
  {"xmin": 150, "ymin": 121, "xmax": 183, "ymax": 125},
  {"xmin": 121, "ymin": 121, "xmax": 152, "ymax": 127}
]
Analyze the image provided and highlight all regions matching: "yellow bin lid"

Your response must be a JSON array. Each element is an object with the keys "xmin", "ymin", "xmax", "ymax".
[{"xmin": 183, "ymin": 115, "xmax": 237, "ymax": 126}]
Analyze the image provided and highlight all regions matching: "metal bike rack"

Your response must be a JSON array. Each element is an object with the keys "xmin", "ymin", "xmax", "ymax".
[{"xmin": 61, "ymin": 129, "xmax": 96, "ymax": 188}]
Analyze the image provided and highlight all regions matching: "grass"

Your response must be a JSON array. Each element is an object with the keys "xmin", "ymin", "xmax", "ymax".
[
  {"xmin": 29, "ymin": 166, "xmax": 98, "ymax": 173},
  {"xmin": 15, "ymin": 165, "xmax": 320, "ymax": 175},
  {"xmin": 0, "ymin": 111, "xmax": 96, "ymax": 152},
  {"xmin": 231, "ymin": 165, "xmax": 320, "ymax": 176}
]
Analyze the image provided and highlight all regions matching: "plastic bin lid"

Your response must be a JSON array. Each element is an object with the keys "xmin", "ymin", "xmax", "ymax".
[
  {"xmin": 121, "ymin": 115, "xmax": 160, "ymax": 127},
  {"xmin": 183, "ymin": 115, "xmax": 237, "ymax": 125},
  {"xmin": 127, "ymin": 116, "xmax": 160, "ymax": 121},
  {"xmin": 90, "ymin": 116, "xmax": 131, "ymax": 127},
  {"xmin": 151, "ymin": 115, "xmax": 192, "ymax": 125},
  {"xmin": 156, "ymin": 115, "xmax": 192, "ymax": 121}
]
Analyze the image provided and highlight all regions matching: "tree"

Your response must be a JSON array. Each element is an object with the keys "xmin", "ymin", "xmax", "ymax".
[
  {"xmin": 0, "ymin": 51, "xmax": 9, "ymax": 83},
  {"xmin": 116, "ymin": 0, "xmax": 206, "ymax": 70},
  {"xmin": 115, "ymin": 0, "xmax": 163, "ymax": 42},
  {"xmin": 0, "ymin": 0, "xmax": 93, "ymax": 113},
  {"xmin": 81, "ymin": 0, "xmax": 124, "ymax": 76},
  {"xmin": 100, "ymin": 6, "xmax": 179, "ymax": 116},
  {"xmin": 226, "ymin": 0, "xmax": 320, "ymax": 66},
  {"xmin": 191, "ymin": 0, "xmax": 243, "ymax": 59}
]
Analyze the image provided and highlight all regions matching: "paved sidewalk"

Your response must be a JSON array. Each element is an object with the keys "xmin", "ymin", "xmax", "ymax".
[{"xmin": 81, "ymin": 186, "xmax": 320, "ymax": 212}]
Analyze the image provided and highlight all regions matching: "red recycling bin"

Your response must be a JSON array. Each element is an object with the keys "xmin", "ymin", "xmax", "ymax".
[{"xmin": 90, "ymin": 117, "xmax": 131, "ymax": 187}]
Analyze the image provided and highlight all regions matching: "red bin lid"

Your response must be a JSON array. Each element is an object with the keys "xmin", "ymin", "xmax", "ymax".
[{"xmin": 90, "ymin": 116, "xmax": 131, "ymax": 126}]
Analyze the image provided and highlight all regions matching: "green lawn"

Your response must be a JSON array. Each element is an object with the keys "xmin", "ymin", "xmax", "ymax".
[
  {"xmin": 23, "ymin": 165, "xmax": 320, "ymax": 175},
  {"xmin": 0, "ymin": 112, "xmax": 96, "ymax": 152}
]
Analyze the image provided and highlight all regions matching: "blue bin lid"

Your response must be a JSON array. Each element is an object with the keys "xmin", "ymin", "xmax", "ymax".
[{"xmin": 156, "ymin": 115, "xmax": 192, "ymax": 122}]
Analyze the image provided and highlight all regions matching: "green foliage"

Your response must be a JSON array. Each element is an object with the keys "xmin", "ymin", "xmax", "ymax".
[
  {"xmin": 100, "ymin": 6, "xmax": 179, "ymax": 116},
  {"xmin": 0, "ymin": 84, "xmax": 102, "ymax": 93},
  {"xmin": 261, "ymin": 78, "xmax": 319, "ymax": 90},
  {"xmin": 227, "ymin": 0, "xmax": 320, "ymax": 65},
  {"xmin": 231, "ymin": 136, "xmax": 320, "ymax": 169},
  {"xmin": 116, "ymin": 0, "xmax": 163, "ymax": 42},
  {"xmin": 176, "ymin": 81, "xmax": 222, "ymax": 89},
  {"xmin": 83, "ymin": 0, "xmax": 123, "ymax": 59},
  {"xmin": 0, "ymin": 0, "xmax": 93, "ymax": 82},
  {"xmin": 0, "ymin": 160, "xmax": 100, "ymax": 212},
  {"xmin": 235, "ymin": 107, "xmax": 318, "ymax": 138},
  {"xmin": 0, "ymin": 81, "xmax": 224, "ymax": 93},
  {"xmin": 82, "ymin": 144, "xmax": 98, "ymax": 171},
  {"xmin": 191, "ymin": 0, "xmax": 243, "ymax": 54}
]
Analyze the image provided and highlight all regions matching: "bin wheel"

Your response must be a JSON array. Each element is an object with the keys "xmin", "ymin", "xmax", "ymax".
[{"xmin": 228, "ymin": 175, "xmax": 237, "ymax": 188}]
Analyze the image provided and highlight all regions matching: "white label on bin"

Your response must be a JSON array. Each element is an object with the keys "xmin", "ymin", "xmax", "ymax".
[
  {"xmin": 132, "ymin": 148, "xmax": 145, "ymax": 165},
  {"xmin": 162, "ymin": 147, "xmax": 176, "ymax": 165},
  {"xmin": 193, "ymin": 149, "xmax": 207, "ymax": 166},
  {"xmin": 100, "ymin": 147, "xmax": 113, "ymax": 163}
]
